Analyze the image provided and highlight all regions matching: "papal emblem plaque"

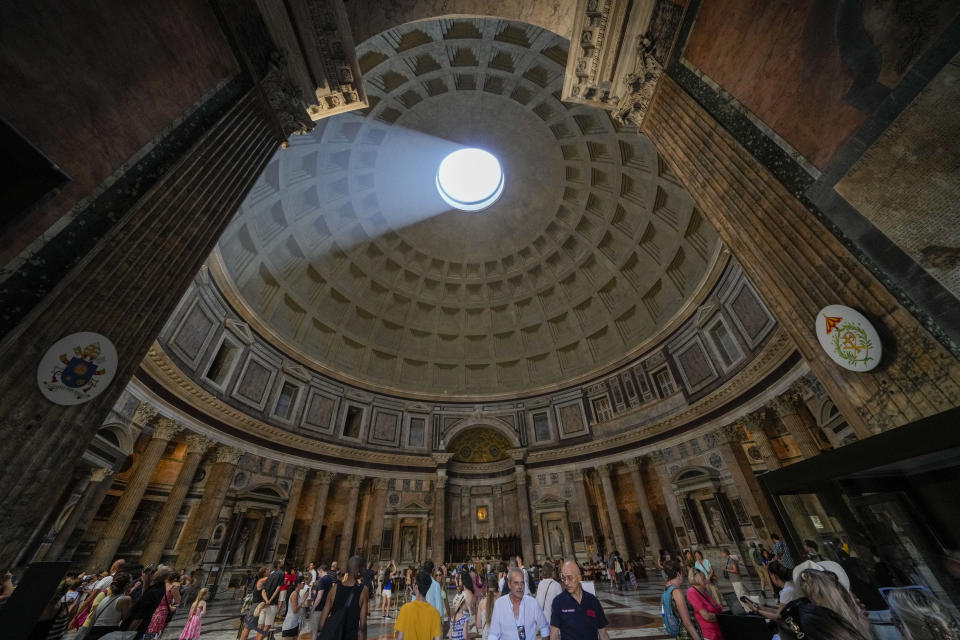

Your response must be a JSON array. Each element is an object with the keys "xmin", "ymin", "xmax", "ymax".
[
  {"xmin": 816, "ymin": 305, "xmax": 881, "ymax": 372},
  {"xmin": 37, "ymin": 332, "xmax": 118, "ymax": 405}
]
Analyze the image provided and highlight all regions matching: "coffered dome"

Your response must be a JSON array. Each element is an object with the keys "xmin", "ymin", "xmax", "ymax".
[{"xmin": 214, "ymin": 18, "xmax": 720, "ymax": 397}]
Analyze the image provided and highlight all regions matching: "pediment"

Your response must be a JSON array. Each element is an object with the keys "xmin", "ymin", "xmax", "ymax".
[{"xmin": 532, "ymin": 494, "xmax": 568, "ymax": 511}]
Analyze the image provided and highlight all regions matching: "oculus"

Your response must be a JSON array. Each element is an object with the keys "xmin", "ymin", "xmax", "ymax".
[{"xmin": 436, "ymin": 148, "xmax": 504, "ymax": 212}]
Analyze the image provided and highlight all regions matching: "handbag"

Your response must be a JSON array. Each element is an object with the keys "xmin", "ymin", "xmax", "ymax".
[{"xmin": 254, "ymin": 602, "xmax": 266, "ymax": 617}]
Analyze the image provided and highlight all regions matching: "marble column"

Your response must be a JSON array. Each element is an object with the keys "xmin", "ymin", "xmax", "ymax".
[
  {"xmin": 641, "ymin": 76, "xmax": 960, "ymax": 440},
  {"xmin": 434, "ymin": 472, "xmax": 447, "ymax": 562},
  {"xmin": 714, "ymin": 426, "xmax": 777, "ymax": 546},
  {"xmin": 173, "ymin": 445, "xmax": 243, "ymax": 566},
  {"xmin": 768, "ymin": 395, "xmax": 820, "ymax": 460},
  {"xmin": 596, "ymin": 464, "xmax": 629, "ymax": 556},
  {"xmin": 494, "ymin": 484, "xmax": 505, "ymax": 535},
  {"xmin": 301, "ymin": 471, "xmax": 333, "ymax": 564},
  {"xmin": 354, "ymin": 482, "xmax": 373, "ymax": 555},
  {"xmin": 366, "ymin": 478, "xmax": 389, "ymax": 561},
  {"xmin": 45, "ymin": 467, "xmax": 112, "ymax": 561},
  {"xmin": 64, "ymin": 469, "xmax": 117, "ymax": 560},
  {"xmin": 627, "ymin": 457, "xmax": 662, "ymax": 558},
  {"xmin": 650, "ymin": 451, "xmax": 687, "ymax": 549},
  {"xmin": 461, "ymin": 486, "xmax": 471, "ymax": 537},
  {"xmin": 791, "ymin": 378, "xmax": 831, "ymax": 451},
  {"xmin": 274, "ymin": 467, "xmax": 307, "ymax": 560},
  {"xmin": 514, "ymin": 466, "xmax": 535, "ymax": 564},
  {"xmin": 563, "ymin": 509, "xmax": 576, "ymax": 557},
  {"xmin": 88, "ymin": 417, "xmax": 181, "ymax": 570},
  {"xmin": 337, "ymin": 475, "xmax": 362, "ymax": 563},
  {"xmin": 571, "ymin": 469, "xmax": 597, "ymax": 554},
  {"xmin": 140, "ymin": 433, "xmax": 213, "ymax": 565},
  {"xmin": 742, "ymin": 411, "xmax": 782, "ymax": 470},
  {"xmin": 419, "ymin": 516, "xmax": 428, "ymax": 562}
]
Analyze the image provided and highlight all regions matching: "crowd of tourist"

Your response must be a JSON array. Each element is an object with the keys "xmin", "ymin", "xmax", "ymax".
[
  {"xmin": 658, "ymin": 533, "xmax": 960, "ymax": 640},
  {"xmin": 5, "ymin": 535, "xmax": 959, "ymax": 640}
]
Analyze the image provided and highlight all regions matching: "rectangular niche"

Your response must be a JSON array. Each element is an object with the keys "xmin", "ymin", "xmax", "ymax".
[
  {"xmin": 341, "ymin": 403, "xmax": 366, "ymax": 440},
  {"xmin": 232, "ymin": 353, "xmax": 276, "ymax": 410},
  {"xmin": 369, "ymin": 408, "xmax": 401, "ymax": 446},
  {"xmin": 555, "ymin": 399, "xmax": 589, "ymax": 438},
  {"xmin": 532, "ymin": 411, "xmax": 552, "ymax": 442},
  {"xmin": 408, "ymin": 416, "xmax": 426, "ymax": 447},
  {"xmin": 204, "ymin": 335, "xmax": 241, "ymax": 390},
  {"xmin": 301, "ymin": 388, "xmax": 339, "ymax": 434},
  {"xmin": 273, "ymin": 380, "xmax": 301, "ymax": 421}
]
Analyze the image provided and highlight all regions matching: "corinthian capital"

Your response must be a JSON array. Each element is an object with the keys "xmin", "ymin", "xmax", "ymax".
[
  {"xmin": 151, "ymin": 417, "xmax": 182, "ymax": 441},
  {"xmin": 132, "ymin": 402, "xmax": 158, "ymax": 427},
  {"xmin": 185, "ymin": 433, "xmax": 214, "ymax": 454},
  {"xmin": 345, "ymin": 474, "xmax": 362, "ymax": 488},
  {"xmin": 767, "ymin": 395, "xmax": 798, "ymax": 418},
  {"xmin": 214, "ymin": 445, "xmax": 244, "ymax": 465},
  {"xmin": 740, "ymin": 411, "xmax": 764, "ymax": 431}
]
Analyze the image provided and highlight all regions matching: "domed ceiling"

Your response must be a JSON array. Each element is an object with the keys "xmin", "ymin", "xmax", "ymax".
[{"xmin": 214, "ymin": 18, "xmax": 720, "ymax": 397}]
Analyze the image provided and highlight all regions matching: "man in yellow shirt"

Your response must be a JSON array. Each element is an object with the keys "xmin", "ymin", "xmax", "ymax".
[{"xmin": 394, "ymin": 571, "xmax": 442, "ymax": 640}]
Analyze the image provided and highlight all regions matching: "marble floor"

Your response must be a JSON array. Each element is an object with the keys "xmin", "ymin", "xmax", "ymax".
[{"xmin": 142, "ymin": 576, "xmax": 763, "ymax": 640}]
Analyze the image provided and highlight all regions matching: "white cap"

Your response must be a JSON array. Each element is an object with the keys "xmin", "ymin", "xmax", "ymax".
[{"xmin": 792, "ymin": 559, "xmax": 850, "ymax": 591}]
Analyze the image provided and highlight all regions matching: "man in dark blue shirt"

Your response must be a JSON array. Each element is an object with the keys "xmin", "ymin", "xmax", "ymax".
[{"xmin": 550, "ymin": 561, "xmax": 610, "ymax": 640}]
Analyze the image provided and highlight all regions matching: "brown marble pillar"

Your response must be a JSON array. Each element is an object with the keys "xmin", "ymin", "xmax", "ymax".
[
  {"xmin": 492, "ymin": 484, "xmax": 504, "ymax": 535},
  {"xmin": 791, "ymin": 379, "xmax": 831, "ymax": 451},
  {"xmin": 714, "ymin": 426, "xmax": 776, "ymax": 546},
  {"xmin": 301, "ymin": 471, "xmax": 333, "ymax": 564},
  {"xmin": 173, "ymin": 445, "xmax": 243, "ymax": 566},
  {"xmin": 513, "ymin": 465, "xmax": 535, "ymax": 564},
  {"xmin": 88, "ymin": 416, "xmax": 181, "ymax": 570},
  {"xmin": 140, "ymin": 433, "xmax": 213, "ymax": 565},
  {"xmin": 768, "ymin": 395, "xmax": 820, "ymax": 460},
  {"xmin": 64, "ymin": 469, "xmax": 117, "ymax": 560},
  {"xmin": 434, "ymin": 472, "xmax": 446, "ymax": 562},
  {"xmin": 365, "ymin": 478, "xmax": 389, "ymax": 561},
  {"xmin": 44, "ymin": 467, "xmax": 112, "ymax": 561},
  {"xmin": 742, "ymin": 411, "xmax": 781, "ymax": 470},
  {"xmin": 627, "ymin": 458, "xmax": 662, "ymax": 559},
  {"xmin": 571, "ymin": 469, "xmax": 597, "ymax": 555},
  {"xmin": 337, "ymin": 475, "xmax": 362, "ymax": 563},
  {"xmin": 596, "ymin": 464, "xmax": 629, "ymax": 556},
  {"xmin": 0, "ymin": 87, "xmax": 282, "ymax": 568},
  {"xmin": 274, "ymin": 467, "xmax": 307, "ymax": 561},
  {"xmin": 641, "ymin": 76, "xmax": 960, "ymax": 437},
  {"xmin": 354, "ymin": 481, "xmax": 373, "ymax": 556},
  {"xmin": 650, "ymin": 451, "xmax": 687, "ymax": 549}
]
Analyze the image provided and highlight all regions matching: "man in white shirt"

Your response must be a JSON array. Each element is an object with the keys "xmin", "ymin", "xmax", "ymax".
[
  {"xmin": 94, "ymin": 558, "xmax": 125, "ymax": 592},
  {"xmin": 535, "ymin": 562, "xmax": 562, "ymax": 625},
  {"xmin": 488, "ymin": 568, "xmax": 549, "ymax": 640}
]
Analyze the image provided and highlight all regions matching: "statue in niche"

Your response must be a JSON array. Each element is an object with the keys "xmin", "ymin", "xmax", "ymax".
[
  {"xmin": 709, "ymin": 506, "xmax": 730, "ymax": 544},
  {"xmin": 549, "ymin": 525, "xmax": 565, "ymax": 556},
  {"xmin": 401, "ymin": 527, "xmax": 417, "ymax": 563},
  {"xmin": 233, "ymin": 525, "xmax": 250, "ymax": 566}
]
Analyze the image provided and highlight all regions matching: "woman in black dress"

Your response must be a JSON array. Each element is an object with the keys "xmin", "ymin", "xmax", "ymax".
[{"xmin": 316, "ymin": 556, "xmax": 370, "ymax": 640}]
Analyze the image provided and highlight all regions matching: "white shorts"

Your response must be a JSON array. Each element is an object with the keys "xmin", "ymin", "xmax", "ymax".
[
  {"xmin": 382, "ymin": 588, "xmax": 392, "ymax": 597},
  {"xmin": 259, "ymin": 604, "xmax": 278, "ymax": 626},
  {"xmin": 279, "ymin": 590, "xmax": 288, "ymax": 602}
]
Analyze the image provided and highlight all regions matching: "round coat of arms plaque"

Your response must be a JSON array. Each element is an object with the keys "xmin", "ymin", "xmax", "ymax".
[
  {"xmin": 37, "ymin": 332, "xmax": 118, "ymax": 405},
  {"xmin": 815, "ymin": 305, "xmax": 881, "ymax": 372}
]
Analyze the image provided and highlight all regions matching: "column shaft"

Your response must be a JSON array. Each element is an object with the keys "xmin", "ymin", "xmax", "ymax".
[
  {"xmin": 354, "ymin": 483, "xmax": 373, "ymax": 554},
  {"xmin": 365, "ymin": 479, "xmax": 389, "ymax": 561},
  {"xmin": 434, "ymin": 474, "xmax": 447, "ymax": 562},
  {"xmin": 743, "ymin": 412, "xmax": 782, "ymax": 470},
  {"xmin": 302, "ymin": 472, "xmax": 332, "ymax": 564},
  {"xmin": 173, "ymin": 446, "xmax": 242, "ymax": 566},
  {"xmin": 769, "ymin": 396, "xmax": 820, "ymax": 459},
  {"xmin": 715, "ymin": 427, "xmax": 777, "ymax": 546},
  {"xmin": 141, "ymin": 434, "xmax": 211, "ymax": 565},
  {"xmin": 651, "ymin": 453, "xmax": 686, "ymax": 549},
  {"xmin": 572, "ymin": 470, "xmax": 597, "ymax": 555},
  {"xmin": 627, "ymin": 459, "xmax": 662, "ymax": 558},
  {"xmin": 274, "ymin": 468, "xmax": 307, "ymax": 561},
  {"xmin": 337, "ymin": 476, "xmax": 362, "ymax": 563},
  {"xmin": 514, "ymin": 467, "xmax": 535, "ymax": 564},
  {"xmin": 596, "ymin": 465, "xmax": 628, "ymax": 556},
  {"xmin": 64, "ymin": 470, "xmax": 116, "ymax": 560},
  {"xmin": 89, "ymin": 419, "xmax": 180, "ymax": 569},
  {"xmin": 642, "ymin": 77, "xmax": 960, "ymax": 437},
  {"xmin": 45, "ymin": 468, "xmax": 110, "ymax": 561}
]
